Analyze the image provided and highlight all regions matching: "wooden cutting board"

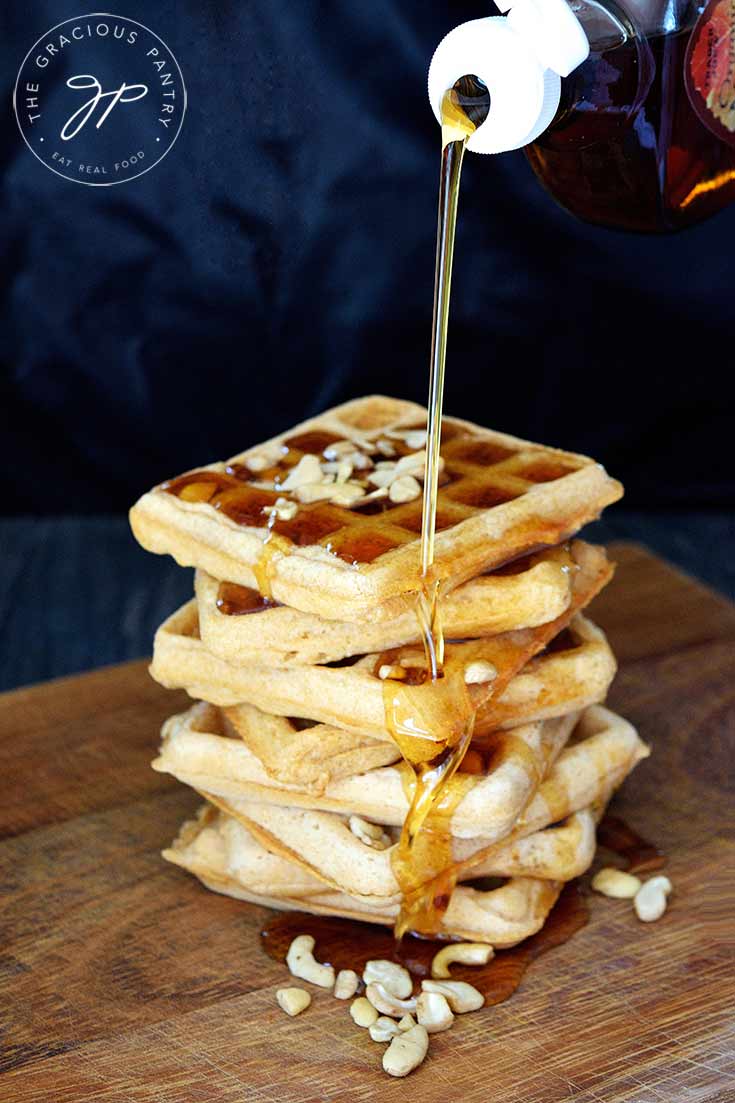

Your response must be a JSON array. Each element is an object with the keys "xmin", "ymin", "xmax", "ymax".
[{"xmin": 1, "ymin": 543, "xmax": 733, "ymax": 1103}]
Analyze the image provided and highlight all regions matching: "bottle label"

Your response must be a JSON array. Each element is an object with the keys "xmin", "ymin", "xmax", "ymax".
[{"xmin": 685, "ymin": 0, "xmax": 735, "ymax": 147}]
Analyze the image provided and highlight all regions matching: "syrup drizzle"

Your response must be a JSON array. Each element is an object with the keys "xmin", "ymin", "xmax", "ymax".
[
  {"xmin": 260, "ymin": 881, "xmax": 589, "ymax": 1002},
  {"xmin": 386, "ymin": 76, "xmax": 491, "ymax": 938}
]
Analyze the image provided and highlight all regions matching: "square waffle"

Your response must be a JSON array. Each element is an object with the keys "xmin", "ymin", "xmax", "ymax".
[
  {"xmin": 217, "ymin": 609, "xmax": 616, "ymax": 795},
  {"xmin": 164, "ymin": 805, "xmax": 594, "ymax": 943},
  {"xmin": 150, "ymin": 542, "xmax": 613, "ymax": 741},
  {"xmin": 161, "ymin": 707, "xmax": 647, "ymax": 943},
  {"xmin": 170, "ymin": 803, "xmax": 599, "ymax": 906},
  {"xmin": 195, "ymin": 543, "xmax": 581, "ymax": 667},
  {"xmin": 153, "ymin": 703, "xmax": 648, "ymax": 843},
  {"xmin": 130, "ymin": 395, "xmax": 622, "ymax": 622}
]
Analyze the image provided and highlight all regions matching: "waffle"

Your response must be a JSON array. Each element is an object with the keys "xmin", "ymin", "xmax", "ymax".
[
  {"xmin": 153, "ymin": 704, "xmax": 648, "ymax": 842},
  {"xmin": 208, "ymin": 610, "xmax": 615, "ymax": 794},
  {"xmin": 164, "ymin": 804, "xmax": 566, "ymax": 945},
  {"xmin": 195, "ymin": 543, "xmax": 579, "ymax": 667},
  {"xmin": 222, "ymin": 705, "xmax": 401, "ymax": 792},
  {"xmin": 151, "ymin": 602, "xmax": 614, "ymax": 746},
  {"xmin": 479, "ymin": 613, "xmax": 616, "ymax": 731},
  {"xmin": 193, "ymin": 799, "xmax": 599, "ymax": 905},
  {"xmin": 150, "ymin": 542, "xmax": 613, "ymax": 742},
  {"xmin": 130, "ymin": 395, "xmax": 622, "ymax": 622}
]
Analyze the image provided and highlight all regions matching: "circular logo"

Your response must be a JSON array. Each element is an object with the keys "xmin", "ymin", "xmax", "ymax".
[{"xmin": 13, "ymin": 12, "xmax": 186, "ymax": 185}]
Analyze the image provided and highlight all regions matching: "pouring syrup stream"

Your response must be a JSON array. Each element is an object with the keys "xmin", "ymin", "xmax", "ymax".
[{"xmin": 386, "ymin": 76, "xmax": 491, "ymax": 939}]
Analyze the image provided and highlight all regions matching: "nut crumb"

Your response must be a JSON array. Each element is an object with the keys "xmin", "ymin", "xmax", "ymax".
[
  {"xmin": 276, "ymin": 987, "xmax": 311, "ymax": 1016},
  {"xmin": 389, "ymin": 475, "xmax": 422, "ymax": 503},
  {"xmin": 464, "ymin": 660, "xmax": 498, "ymax": 685}
]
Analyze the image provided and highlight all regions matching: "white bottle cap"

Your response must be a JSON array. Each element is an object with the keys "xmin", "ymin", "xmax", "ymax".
[
  {"xmin": 427, "ymin": 17, "xmax": 562, "ymax": 154},
  {"xmin": 504, "ymin": 0, "xmax": 589, "ymax": 77}
]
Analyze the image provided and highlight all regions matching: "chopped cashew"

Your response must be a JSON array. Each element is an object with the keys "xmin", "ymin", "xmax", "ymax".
[
  {"xmin": 334, "ymin": 969, "xmax": 359, "ymax": 1000},
  {"xmin": 591, "ymin": 867, "xmax": 642, "ymax": 899},
  {"xmin": 398, "ymin": 1014, "xmax": 416, "ymax": 1031},
  {"xmin": 330, "ymin": 483, "xmax": 366, "ymax": 507},
  {"xmin": 431, "ymin": 942, "xmax": 494, "ymax": 978},
  {"xmin": 350, "ymin": 996, "xmax": 379, "ymax": 1028},
  {"xmin": 262, "ymin": 496, "xmax": 298, "ymax": 522},
  {"xmin": 295, "ymin": 482, "xmax": 337, "ymax": 504},
  {"xmin": 349, "ymin": 816, "xmax": 391, "ymax": 851},
  {"xmin": 363, "ymin": 961, "xmax": 412, "ymax": 999},
  {"xmin": 368, "ymin": 466, "xmax": 397, "ymax": 489},
  {"xmin": 383, "ymin": 1024, "xmax": 429, "ymax": 1077},
  {"xmin": 464, "ymin": 660, "xmax": 498, "ymax": 685},
  {"xmin": 634, "ymin": 876, "xmax": 672, "ymax": 922},
  {"xmin": 369, "ymin": 1016, "xmax": 401, "ymax": 1043},
  {"xmin": 378, "ymin": 664, "xmax": 407, "ymax": 681},
  {"xmin": 276, "ymin": 988, "xmax": 311, "ymax": 1017},
  {"xmin": 421, "ymin": 979, "xmax": 484, "ymax": 1013},
  {"xmin": 416, "ymin": 991, "xmax": 454, "ymax": 1033},
  {"xmin": 285, "ymin": 934, "xmax": 335, "ymax": 989},
  {"xmin": 403, "ymin": 430, "xmax": 427, "ymax": 450},
  {"xmin": 335, "ymin": 459, "xmax": 353, "ymax": 483},
  {"xmin": 366, "ymin": 982, "xmax": 417, "ymax": 1017},
  {"xmin": 323, "ymin": 439, "xmax": 359, "ymax": 460},
  {"xmin": 280, "ymin": 454, "xmax": 322, "ymax": 490},
  {"xmin": 389, "ymin": 475, "xmax": 422, "ymax": 503},
  {"xmin": 393, "ymin": 450, "xmax": 427, "ymax": 476}
]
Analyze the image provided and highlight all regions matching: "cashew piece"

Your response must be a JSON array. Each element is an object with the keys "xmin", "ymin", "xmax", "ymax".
[
  {"xmin": 591, "ymin": 867, "xmax": 642, "ymax": 899},
  {"xmin": 383, "ymin": 1024, "xmax": 430, "ymax": 1077},
  {"xmin": 333, "ymin": 969, "xmax": 359, "ymax": 1000},
  {"xmin": 464, "ymin": 660, "xmax": 498, "ymax": 685},
  {"xmin": 421, "ymin": 979, "xmax": 484, "ymax": 1013},
  {"xmin": 398, "ymin": 1014, "xmax": 416, "ymax": 1031},
  {"xmin": 349, "ymin": 816, "xmax": 391, "ymax": 850},
  {"xmin": 431, "ymin": 942, "xmax": 494, "ymax": 978},
  {"xmin": 350, "ymin": 996, "xmax": 379, "ymax": 1027},
  {"xmin": 366, "ymin": 982, "xmax": 417, "ymax": 1017},
  {"xmin": 416, "ymin": 991, "xmax": 454, "ymax": 1033},
  {"xmin": 369, "ymin": 1016, "xmax": 401, "ymax": 1043},
  {"xmin": 285, "ymin": 934, "xmax": 335, "ymax": 989},
  {"xmin": 363, "ymin": 960, "xmax": 412, "ymax": 999},
  {"xmin": 276, "ymin": 988, "xmax": 311, "ymax": 1017},
  {"xmin": 634, "ymin": 876, "xmax": 672, "ymax": 922}
]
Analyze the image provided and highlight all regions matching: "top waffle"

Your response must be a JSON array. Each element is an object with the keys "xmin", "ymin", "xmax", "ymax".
[{"xmin": 130, "ymin": 395, "xmax": 622, "ymax": 622}]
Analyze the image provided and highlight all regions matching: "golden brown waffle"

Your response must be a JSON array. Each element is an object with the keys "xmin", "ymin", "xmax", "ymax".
[
  {"xmin": 211, "ymin": 608, "xmax": 613, "ymax": 789},
  {"xmin": 168, "ymin": 801, "xmax": 597, "ymax": 901},
  {"xmin": 164, "ymin": 804, "xmax": 565, "ymax": 945},
  {"xmin": 216, "ymin": 612, "xmax": 614, "ymax": 793},
  {"xmin": 150, "ymin": 606, "xmax": 614, "ymax": 744},
  {"xmin": 196, "ymin": 798, "xmax": 598, "ymax": 905},
  {"xmin": 153, "ymin": 704, "xmax": 648, "ymax": 843},
  {"xmin": 195, "ymin": 543, "xmax": 580, "ymax": 667},
  {"xmin": 130, "ymin": 395, "xmax": 622, "ymax": 622},
  {"xmin": 481, "ymin": 614, "xmax": 617, "ymax": 731},
  {"xmin": 155, "ymin": 704, "xmax": 576, "ymax": 842},
  {"xmin": 223, "ymin": 704, "xmax": 400, "ymax": 793},
  {"xmin": 150, "ymin": 542, "xmax": 613, "ymax": 741}
]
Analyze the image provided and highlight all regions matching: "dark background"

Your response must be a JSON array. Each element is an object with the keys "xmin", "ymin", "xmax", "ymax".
[{"xmin": 1, "ymin": 1, "xmax": 733, "ymax": 689}]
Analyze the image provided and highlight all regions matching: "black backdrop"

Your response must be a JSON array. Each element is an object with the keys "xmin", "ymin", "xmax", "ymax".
[{"xmin": 2, "ymin": 0, "xmax": 733, "ymax": 513}]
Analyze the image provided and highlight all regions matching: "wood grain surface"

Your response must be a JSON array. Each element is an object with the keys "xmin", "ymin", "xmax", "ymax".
[{"xmin": 1, "ymin": 543, "xmax": 733, "ymax": 1103}]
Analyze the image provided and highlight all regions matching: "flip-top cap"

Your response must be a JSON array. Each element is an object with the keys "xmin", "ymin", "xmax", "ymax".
[
  {"xmin": 428, "ymin": 17, "xmax": 562, "ymax": 154},
  {"xmin": 504, "ymin": 0, "xmax": 589, "ymax": 77}
]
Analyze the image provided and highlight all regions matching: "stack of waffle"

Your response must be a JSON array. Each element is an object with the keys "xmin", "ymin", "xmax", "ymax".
[{"xmin": 130, "ymin": 396, "xmax": 649, "ymax": 946}]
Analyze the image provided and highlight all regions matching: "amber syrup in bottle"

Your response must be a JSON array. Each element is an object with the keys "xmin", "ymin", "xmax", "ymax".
[{"xmin": 526, "ymin": 1, "xmax": 735, "ymax": 231}]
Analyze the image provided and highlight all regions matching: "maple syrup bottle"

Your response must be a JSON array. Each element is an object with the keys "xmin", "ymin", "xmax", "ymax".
[{"xmin": 527, "ymin": 0, "xmax": 735, "ymax": 230}]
